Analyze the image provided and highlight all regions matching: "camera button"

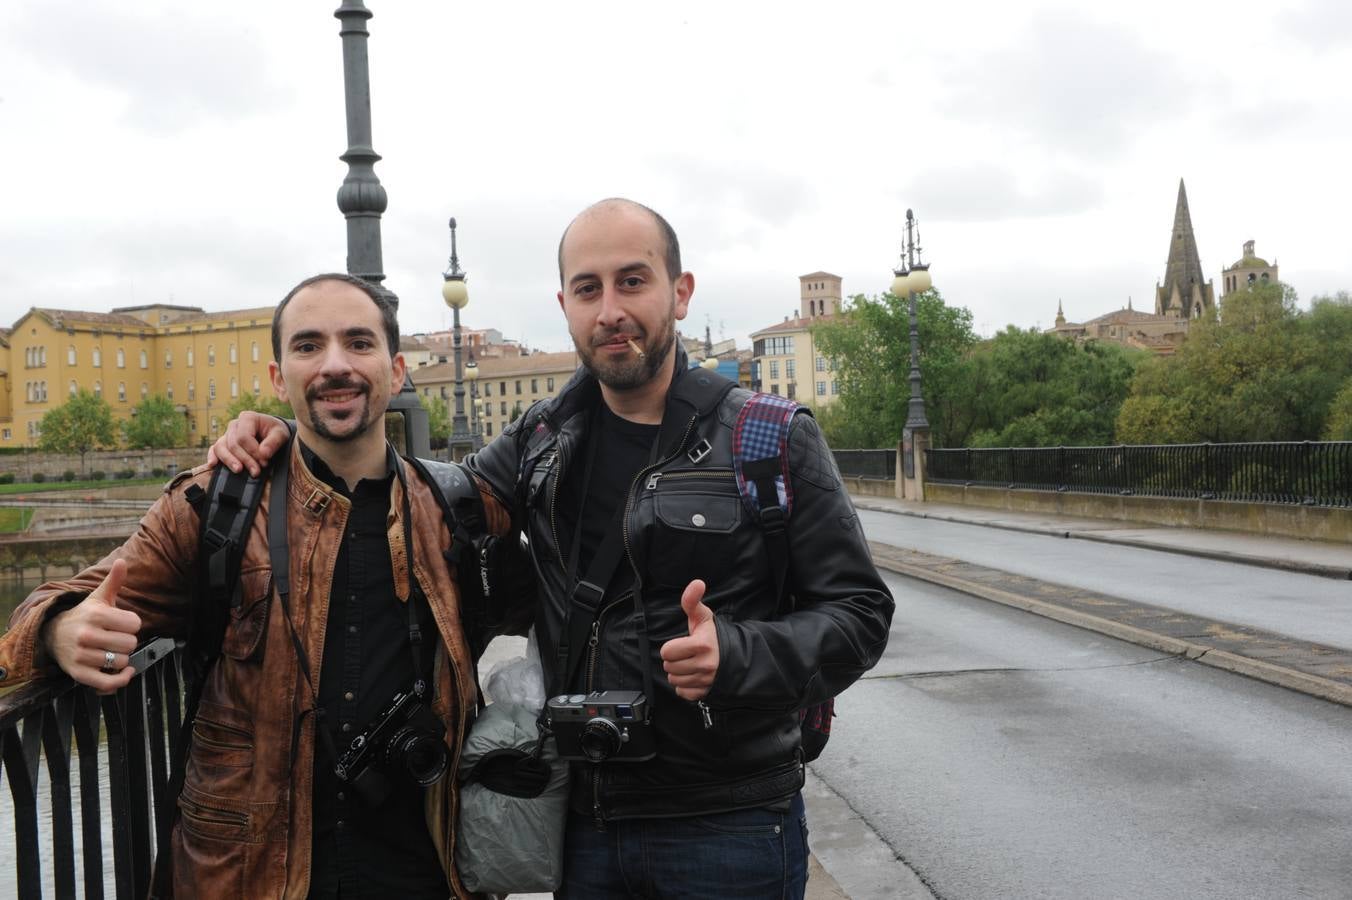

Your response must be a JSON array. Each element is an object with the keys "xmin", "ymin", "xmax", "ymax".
[{"xmin": 344, "ymin": 691, "xmax": 355, "ymax": 702}]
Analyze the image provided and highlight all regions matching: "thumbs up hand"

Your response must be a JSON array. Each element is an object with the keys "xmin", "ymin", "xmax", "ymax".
[
  {"xmin": 41, "ymin": 558, "xmax": 143, "ymax": 693},
  {"xmin": 659, "ymin": 579, "xmax": 720, "ymax": 701}
]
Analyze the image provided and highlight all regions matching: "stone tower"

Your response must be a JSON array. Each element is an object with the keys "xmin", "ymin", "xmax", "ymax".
[
  {"xmin": 1154, "ymin": 179, "xmax": 1215, "ymax": 319},
  {"xmin": 1220, "ymin": 240, "xmax": 1279, "ymax": 298},
  {"xmin": 799, "ymin": 272, "xmax": 842, "ymax": 319}
]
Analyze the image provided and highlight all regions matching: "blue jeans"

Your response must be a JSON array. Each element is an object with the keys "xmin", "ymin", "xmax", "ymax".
[{"xmin": 556, "ymin": 792, "xmax": 809, "ymax": 899}]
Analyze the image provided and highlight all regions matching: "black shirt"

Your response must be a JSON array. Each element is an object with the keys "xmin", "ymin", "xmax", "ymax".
[
  {"xmin": 303, "ymin": 445, "xmax": 447, "ymax": 900},
  {"xmin": 554, "ymin": 404, "xmax": 660, "ymax": 671}
]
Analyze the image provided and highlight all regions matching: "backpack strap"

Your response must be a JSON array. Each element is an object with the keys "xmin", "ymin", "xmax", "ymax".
[{"xmin": 733, "ymin": 392, "xmax": 805, "ymax": 610}]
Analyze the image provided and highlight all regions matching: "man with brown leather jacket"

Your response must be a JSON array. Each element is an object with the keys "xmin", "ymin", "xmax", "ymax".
[{"xmin": 0, "ymin": 273, "xmax": 504, "ymax": 899}]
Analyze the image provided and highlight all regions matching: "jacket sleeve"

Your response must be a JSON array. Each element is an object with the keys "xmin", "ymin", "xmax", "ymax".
[
  {"xmin": 0, "ymin": 475, "xmax": 204, "ymax": 689},
  {"xmin": 705, "ymin": 414, "xmax": 895, "ymax": 711}
]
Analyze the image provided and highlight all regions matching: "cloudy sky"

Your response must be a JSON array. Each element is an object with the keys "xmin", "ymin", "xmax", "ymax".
[{"xmin": 1, "ymin": 0, "xmax": 1349, "ymax": 352}]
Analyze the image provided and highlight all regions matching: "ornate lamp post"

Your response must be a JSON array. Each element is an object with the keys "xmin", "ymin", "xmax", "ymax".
[
  {"xmin": 441, "ymin": 217, "xmax": 474, "ymax": 460},
  {"xmin": 333, "ymin": 0, "xmax": 429, "ymax": 455},
  {"xmin": 464, "ymin": 358, "xmax": 482, "ymax": 447},
  {"xmin": 891, "ymin": 208, "xmax": 933, "ymax": 500}
]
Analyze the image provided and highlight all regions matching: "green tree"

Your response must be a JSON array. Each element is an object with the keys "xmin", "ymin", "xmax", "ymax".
[
  {"xmin": 1324, "ymin": 378, "xmax": 1352, "ymax": 440},
  {"xmin": 225, "ymin": 392, "xmax": 294, "ymax": 421},
  {"xmin": 1116, "ymin": 281, "xmax": 1342, "ymax": 443},
  {"xmin": 123, "ymin": 394, "xmax": 188, "ymax": 449},
  {"xmin": 39, "ymin": 389, "xmax": 117, "ymax": 474},
  {"xmin": 954, "ymin": 328, "xmax": 1145, "ymax": 448},
  {"xmin": 420, "ymin": 393, "xmax": 451, "ymax": 451},
  {"xmin": 812, "ymin": 289, "xmax": 977, "ymax": 448}
]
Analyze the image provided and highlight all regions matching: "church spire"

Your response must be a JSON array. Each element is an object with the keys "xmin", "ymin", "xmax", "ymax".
[
  {"xmin": 1154, "ymin": 178, "xmax": 1214, "ymax": 318},
  {"xmin": 1055, "ymin": 299, "xmax": 1065, "ymax": 327}
]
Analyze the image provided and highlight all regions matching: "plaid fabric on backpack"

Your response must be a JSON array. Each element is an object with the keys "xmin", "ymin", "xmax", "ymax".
[{"xmin": 732, "ymin": 392, "xmax": 835, "ymax": 762}]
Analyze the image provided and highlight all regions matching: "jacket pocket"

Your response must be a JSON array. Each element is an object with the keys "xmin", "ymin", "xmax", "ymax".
[
  {"xmin": 221, "ymin": 565, "xmax": 271, "ymax": 661},
  {"xmin": 645, "ymin": 472, "xmax": 744, "ymax": 590},
  {"xmin": 178, "ymin": 783, "xmax": 252, "ymax": 841}
]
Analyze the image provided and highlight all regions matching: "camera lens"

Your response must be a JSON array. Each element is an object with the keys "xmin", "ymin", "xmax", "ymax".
[
  {"xmin": 579, "ymin": 717, "xmax": 624, "ymax": 763},
  {"xmin": 388, "ymin": 727, "xmax": 449, "ymax": 786}
]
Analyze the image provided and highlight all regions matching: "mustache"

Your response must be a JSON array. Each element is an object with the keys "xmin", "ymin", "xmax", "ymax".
[
  {"xmin": 305, "ymin": 378, "xmax": 369, "ymax": 400},
  {"xmin": 590, "ymin": 328, "xmax": 644, "ymax": 348}
]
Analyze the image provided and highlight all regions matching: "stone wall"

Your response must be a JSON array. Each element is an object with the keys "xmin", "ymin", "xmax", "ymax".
[{"xmin": 0, "ymin": 447, "xmax": 206, "ymax": 481}]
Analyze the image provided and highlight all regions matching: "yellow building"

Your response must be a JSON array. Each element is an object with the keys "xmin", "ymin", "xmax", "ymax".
[
  {"xmin": 0, "ymin": 304, "xmax": 274, "ymax": 447},
  {"xmin": 749, "ymin": 272, "xmax": 844, "ymax": 407},
  {"xmin": 410, "ymin": 351, "xmax": 580, "ymax": 441}
]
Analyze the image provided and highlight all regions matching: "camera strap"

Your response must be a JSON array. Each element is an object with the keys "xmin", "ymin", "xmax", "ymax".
[{"xmin": 550, "ymin": 406, "xmax": 660, "ymax": 722}]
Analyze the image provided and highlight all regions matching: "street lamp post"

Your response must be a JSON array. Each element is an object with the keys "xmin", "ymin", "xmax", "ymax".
[
  {"xmin": 464, "ymin": 359, "xmax": 481, "ymax": 448},
  {"xmin": 891, "ymin": 208, "xmax": 933, "ymax": 501},
  {"xmin": 333, "ymin": 0, "xmax": 429, "ymax": 456},
  {"xmin": 441, "ymin": 217, "xmax": 474, "ymax": 461}
]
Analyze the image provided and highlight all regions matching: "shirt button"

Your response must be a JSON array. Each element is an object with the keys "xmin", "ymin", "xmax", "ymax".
[
  {"xmin": 349, "ymin": 594, "xmax": 356, "ymax": 602},
  {"xmin": 344, "ymin": 691, "xmax": 355, "ymax": 702},
  {"xmin": 336, "ymin": 820, "xmax": 344, "ymax": 830},
  {"xmin": 337, "ymin": 792, "xmax": 346, "ymax": 802},
  {"xmin": 341, "ymin": 723, "xmax": 352, "ymax": 733},
  {"xmin": 348, "ymin": 625, "xmax": 357, "ymax": 634}
]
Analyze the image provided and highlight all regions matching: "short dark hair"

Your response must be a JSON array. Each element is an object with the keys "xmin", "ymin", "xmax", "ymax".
[
  {"xmin": 271, "ymin": 273, "xmax": 400, "ymax": 361},
  {"xmin": 557, "ymin": 198, "xmax": 682, "ymax": 287}
]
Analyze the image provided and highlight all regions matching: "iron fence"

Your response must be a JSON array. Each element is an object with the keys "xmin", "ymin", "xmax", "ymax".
[
  {"xmin": 1, "ymin": 637, "xmax": 185, "ymax": 899},
  {"xmin": 925, "ymin": 442, "xmax": 1352, "ymax": 508},
  {"xmin": 834, "ymin": 449, "xmax": 897, "ymax": 480}
]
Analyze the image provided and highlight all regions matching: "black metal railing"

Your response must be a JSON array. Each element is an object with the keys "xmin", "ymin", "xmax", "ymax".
[
  {"xmin": 1, "ymin": 638, "xmax": 186, "ymax": 899},
  {"xmin": 925, "ymin": 442, "xmax": 1352, "ymax": 507},
  {"xmin": 834, "ymin": 449, "xmax": 897, "ymax": 480}
]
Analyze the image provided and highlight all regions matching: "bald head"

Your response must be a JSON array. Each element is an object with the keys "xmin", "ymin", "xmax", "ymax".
[{"xmin": 557, "ymin": 198, "xmax": 682, "ymax": 287}]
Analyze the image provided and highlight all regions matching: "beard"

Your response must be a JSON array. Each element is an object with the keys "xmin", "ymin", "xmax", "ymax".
[
  {"xmin": 576, "ymin": 304, "xmax": 677, "ymax": 391},
  {"xmin": 302, "ymin": 377, "xmax": 377, "ymax": 443}
]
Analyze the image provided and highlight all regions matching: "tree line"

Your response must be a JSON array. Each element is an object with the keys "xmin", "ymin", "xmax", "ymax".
[{"xmin": 813, "ymin": 282, "xmax": 1352, "ymax": 450}]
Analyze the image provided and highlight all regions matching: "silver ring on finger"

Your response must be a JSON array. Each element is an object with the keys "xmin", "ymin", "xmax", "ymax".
[{"xmin": 101, "ymin": 649, "xmax": 118, "ymax": 674}]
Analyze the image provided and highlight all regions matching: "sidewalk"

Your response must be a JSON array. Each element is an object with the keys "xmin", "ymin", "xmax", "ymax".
[{"xmin": 855, "ymin": 497, "xmax": 1352, "ymax": 708}]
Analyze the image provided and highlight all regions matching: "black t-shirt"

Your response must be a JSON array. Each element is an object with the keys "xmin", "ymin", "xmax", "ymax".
[
  {"xmin": 303, "ymin": 445, "xmax": 446, "ymax": 900},
  {"xmin": 555, "ymin": 403, "xmax": 660, "ymax": 654}
]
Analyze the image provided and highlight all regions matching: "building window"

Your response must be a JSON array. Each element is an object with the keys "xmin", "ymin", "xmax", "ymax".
[
  {"xmin": 531, "ymin": 378, "xmax": 538, "ymax": 393},
  {"xmin": 816, "ymin": 356, "xmax": 826, "ymax": 372},
  {"xmin": 252, "ymin": 375, "xmax": 260, "ymax": 395},
  {"xmin": 165, "ymin": 350, "xmax": 173, "ymax": 368},
  {"xmin": 117, "ymin": 348, "xmax": 125, "ymax": 368},
  {"xmin": 69, "ymin": 380, "xmax": 78, "ymax": 397},
  {"xmin": 786, "ymin": 359, "xmax": 796, "ymax": 379},
  {"xmin": 141, "ymin": 382, "xmax": 149, "ymax": 400},
  {"xmin": 760, "ymin": 336, "xmax": 795, "ymax": 356},
  {"xmin": 499, "ymin": 381, "xmax": 507, "ymax": 396},
  {"xmin": 769, "ymin": 360, "xmax": 780, "ymax": 379},
  {"xmin": 39, "ymin": 347, "xmax": 47, "ymax": 366},
  {"xmin": 547, "ymin": 377, "xmax": 555, "ymax": 391},
  {"xmin": 139, "ymin": 349, "xmax": 148, "ymax": 369},
  {"xmin": 188, "ymin": 382, "xmax": 196, "ymax": 402},
  {"xmin": 485, "ymin": 422, "xmax": 493, "ymax": 437},
  {"xmin": 209, "ymin": 379, "xmax": 216, "ymax": 401},
  {"xmin": 208, "ymin": 345, "xmax": 216, "ymax": 366},
  {"xmin": 816, "ymin": 381, "xmax": 826, "ymax": 396},
  {"xmin": 93, "ymin": 348, "xmax": 101, "ymax": 368},
  {"xmin": 787, "ymin": 383, "xmax": 796, "ymax": 400},
  {"xmin": 831, "ymin": 380, "xmax": 840, "ymax": 395},
  {"xmin": 230, "ymin": 377, "xmax": 238, "ymax": 398},
  {"xmin": 229, "ymin": 344, "xmax": 238, "ymax": 364},
  {"xmin": 500, "ymin": 402, "xmax": 507, "ymax": 416},
  {"xmin": 166, "ymin": 383, "xmax": 174, "ymax": 401},
  {"xmin": 770, "ymin": 384, "xmax": 779, "ymax": 396},
  {"xmin": 515, "ymin": 380, "xmax": 522, "ymax": 395},
  {"xmin": 187, "ymin": 348, "xmax": 194, "ymax": 367},
  {"xmin": 118, "ymin": 382, "xmax": 126, "ymax": 402},
  {"xmin": 440, "ymin": 386, "xmax": 448, "ymax": 399},
  {"xmin": 251, "ymin": 342, "xmax": 260, "ymax": 362},
  {"xmin": 211, "ymin": 417, "xmax": 219, "ymax": 434},
  {"xmin": 94, "ymin": 381, "xmax": 102, "ymax": 399},
  {"xmin": 484, "ymin": 382, "xmax": 492, "ymax": 397},
  {"xmin": 68, "ymin": 346, "xmax": 76, "ymax": 366},
  {"xmin": 2, "ymin": 429, "xmax": 9, "ymax": 440}
]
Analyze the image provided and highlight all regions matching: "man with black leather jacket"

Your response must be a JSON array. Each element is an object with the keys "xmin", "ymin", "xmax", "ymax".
[
  {"xmin": 470, "ymin": 199, "xmax": 893, "ymax": 898},
  {"xmin": 212, "ymin": 199, "xmax": 894, "ymax": 898}
]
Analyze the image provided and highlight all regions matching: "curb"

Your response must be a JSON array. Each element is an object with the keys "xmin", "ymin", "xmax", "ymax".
[
  {"xmin": 869, "ymin": 547, "xmax": 1352, "ymax": 710},
  {"xmin": 854, "ymin": 501, "xmax": 1352, "ymax": 581}
]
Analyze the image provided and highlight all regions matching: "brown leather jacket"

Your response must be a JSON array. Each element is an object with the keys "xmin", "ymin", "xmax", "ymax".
[{"xmin": 0, "ymin": 446, "xmax": 508, "ymax": 899}]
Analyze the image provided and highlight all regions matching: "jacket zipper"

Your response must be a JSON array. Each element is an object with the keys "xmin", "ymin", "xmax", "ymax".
[
  {"xmin": 646, "ymin": 467, "xmax": 735, "ymax": 490},
  {"xmin": 180, "ymin": 795, "xmax": 249, "ymax": 827}
]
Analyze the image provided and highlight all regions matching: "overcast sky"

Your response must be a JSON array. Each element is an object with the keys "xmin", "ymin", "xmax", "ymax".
[{"xmin": 2, "ymin": 0, "xmax": 1349, "ymax": 353}]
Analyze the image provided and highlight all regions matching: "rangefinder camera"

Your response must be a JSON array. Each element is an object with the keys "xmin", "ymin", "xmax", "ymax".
[
  {"xmin": 547, "ymin": 690, "xmax": 657, "ymax": 763},
  {"xmin": 335, "ymin": 688, "xmax": 449, "ymax": 807}
]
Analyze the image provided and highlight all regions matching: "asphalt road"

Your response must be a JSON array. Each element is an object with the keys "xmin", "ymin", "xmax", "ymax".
[
  {"xmin": 857, "ymin": 509, "xmax": 1352, "ymax": 649},
  {"xmin": 809, "ymin": 571, "xmax": 1352, "ymax": 900}
]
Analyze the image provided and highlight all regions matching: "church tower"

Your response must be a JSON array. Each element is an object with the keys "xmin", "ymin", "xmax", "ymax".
[
  {"xmin": 798, "ymin": 272, "xmax": 842, "ymax": 319},
  {"xmin": 1154, "ymin": 179, "xmax": 1215, "ymax": 320}
]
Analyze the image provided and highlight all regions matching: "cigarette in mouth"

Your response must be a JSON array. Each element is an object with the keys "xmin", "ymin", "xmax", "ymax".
[{"xmin": 626, "ymin": 338, "xmax": 645, "ymax": 359}]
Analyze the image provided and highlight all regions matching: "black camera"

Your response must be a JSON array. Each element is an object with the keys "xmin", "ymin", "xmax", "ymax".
[
  {"xmin": 546, "ymin": 690, "xmax": 656, "ymax": 763},
  {"xmin": 335, "ymin": 688, "xmax": 449, "ymax": 806}
]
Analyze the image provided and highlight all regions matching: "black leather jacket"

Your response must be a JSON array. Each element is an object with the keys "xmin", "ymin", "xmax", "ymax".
[{"xmin": 467, "ymin": 347, "xmax": 894, "ymax": 821}]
